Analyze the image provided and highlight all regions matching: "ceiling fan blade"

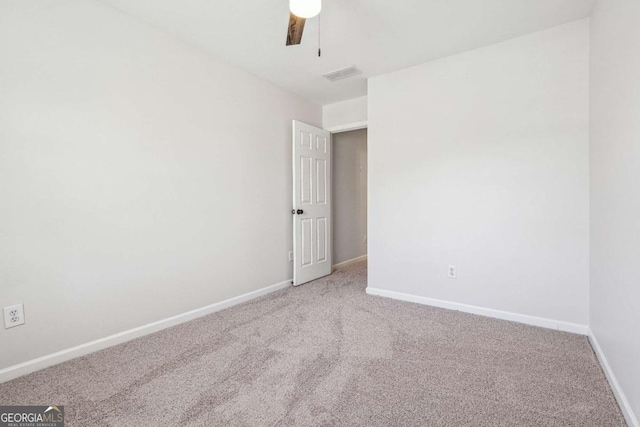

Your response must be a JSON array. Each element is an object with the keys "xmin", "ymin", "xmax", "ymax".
[{"xmin": 286, "ymin": 13, "xmax": 306, "ymax": 46}]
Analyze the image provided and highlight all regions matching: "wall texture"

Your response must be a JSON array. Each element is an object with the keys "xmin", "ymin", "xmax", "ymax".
[
  {"xmin": 323, "ymin": 96, "xmax": 368, "ymax": 130},
  {"xmin": 332, "ymin": 129, "xmax": 368, "ymax": 265},
  {"xmin": 368, "ymin": 20, "xmax": 590, "ymax": 327},
  {"xmin": 0, "ymin": 0, "xmax": 321, "ymax": 369},
  {"xmin": 590, "ymin": 0, "xmax": 640, "ymax": 423}
]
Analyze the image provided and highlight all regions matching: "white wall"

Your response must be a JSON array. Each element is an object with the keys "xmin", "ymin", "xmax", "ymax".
[
  {"xmin": 323, "ymin": 96, "xmax": 368, "ymax": 131},
  {"xmin": 590, "ymin": 0, "xmax": 640, "ymax": 423},
  {"xmin": 0, "ymin": 0, "xmax": 321, "ymax": 369},
  {"xmin": 368, "ymin": 20, "xmax": 590, "ymax": 327},
  {"xmin": 332, "ymin": 129, "xmax": 368, "ymax": 265}
]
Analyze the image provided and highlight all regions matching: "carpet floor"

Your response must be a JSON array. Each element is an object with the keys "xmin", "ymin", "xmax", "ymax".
[{"xmin": 0, "ymin": 261, "xmax": 626, "ymax": 426}]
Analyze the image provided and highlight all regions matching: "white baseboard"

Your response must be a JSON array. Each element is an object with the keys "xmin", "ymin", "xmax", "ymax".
[
  {"xmin": 333, "ymin": 255, "xmax": 368, "ymax": 269},
  {"xmin": 588, "ymin": 329, "xmax": 639, "ymax": 427},
  {"xmin": 365, "ymin": 287, "xmax": 588, "ymax": 335},
  {"xmin": 0, "ymin": 279, "xmax": 291, "ymax": 384}
]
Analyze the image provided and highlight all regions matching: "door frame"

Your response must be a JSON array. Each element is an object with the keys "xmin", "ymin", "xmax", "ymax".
[
  {"xmin": 325, "ymin": 121, "xmax": 368, "ymax": 134},
  {"xmin": 290, "ymin": 120, "xmax": 368, "ymax": 285}
]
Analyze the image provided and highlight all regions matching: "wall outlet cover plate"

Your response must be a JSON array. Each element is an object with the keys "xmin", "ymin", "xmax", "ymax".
[
  {"xmin": 448, "ymin": 265, "xmax": 457, "ymax": 279},
  {"xmin": 4, "ymin": 304, "xmax": 25, "ymax": 329}
]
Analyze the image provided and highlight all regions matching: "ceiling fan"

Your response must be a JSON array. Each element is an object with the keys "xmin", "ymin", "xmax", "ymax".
[{"xmin": 286, "ymin": 0, "xmax": 321, "ymax": 46}]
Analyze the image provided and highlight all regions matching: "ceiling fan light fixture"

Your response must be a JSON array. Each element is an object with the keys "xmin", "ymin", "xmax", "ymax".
[{"xmin": 290, "ymin": 0, "xmax": 321, "ymax": 19}]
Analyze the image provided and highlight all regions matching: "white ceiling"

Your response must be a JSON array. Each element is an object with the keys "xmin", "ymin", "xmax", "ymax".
[{"xmin": 98, "ymin": 0, "xmax": 594, "ymax": 105}]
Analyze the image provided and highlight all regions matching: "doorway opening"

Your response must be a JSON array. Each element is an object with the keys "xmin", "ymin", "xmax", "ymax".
[{"xmin": 332, "ymin": 128, "xmax": 368, "ymax": 270}]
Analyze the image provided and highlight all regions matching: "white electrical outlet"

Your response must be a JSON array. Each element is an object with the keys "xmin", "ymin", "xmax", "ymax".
[
  {"xmin": 448, "ymin": 265, "xmax": 457, "ymax": 279},
  {"xmin": 4, "ymin": 304, "xmax": 25, "ymax": 329},
  {"xmin": 288, "ymin": 251, "xmax": 293, "ymax": 262}
]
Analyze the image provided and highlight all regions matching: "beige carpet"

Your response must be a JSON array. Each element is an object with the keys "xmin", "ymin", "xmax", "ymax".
[{"xmin": 0, "ymin": 261, "xmax": 626, "ymax": 426}]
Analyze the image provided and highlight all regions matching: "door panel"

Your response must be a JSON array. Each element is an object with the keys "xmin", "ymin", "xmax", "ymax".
[
  {"xmin": 301, "ymin": 218, "xmax": 313, "ymax": 266},
  {"xmin": 293, "ymin": 120, "xmax": 332, "ymax": 286},
  {"xmin": 316, "ymin": 135, "xmax": 327, "ymax": 153},
  {"xmin": 317, "ymin": 217, "xmax": 327, "ymax": 263},
  {"xmin": 316, "ymin": 159, "xmax": 327, "ymax": 204},
  {"xmin": 300, "ymin": 156, "xmax": 312, "ymax": 204},
  {"xmin": 301, "ymin": 131, "xmax": 313, "ymax": 149}
]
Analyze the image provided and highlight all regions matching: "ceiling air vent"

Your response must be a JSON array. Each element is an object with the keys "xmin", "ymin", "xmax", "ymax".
[{"xmin": 322, "ymin": 66, "xmax": 362, "ymax": 82}]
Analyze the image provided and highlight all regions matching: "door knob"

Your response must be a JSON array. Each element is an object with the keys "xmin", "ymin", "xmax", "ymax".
[{"xmin": 297, "ymin": 209, "xmax": 304, "ymax": 215}]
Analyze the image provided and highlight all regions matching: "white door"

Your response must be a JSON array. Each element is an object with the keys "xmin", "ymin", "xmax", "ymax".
[{"xmin": 292, "ymin": 120, "xmax": 332, "ymax": 286}]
